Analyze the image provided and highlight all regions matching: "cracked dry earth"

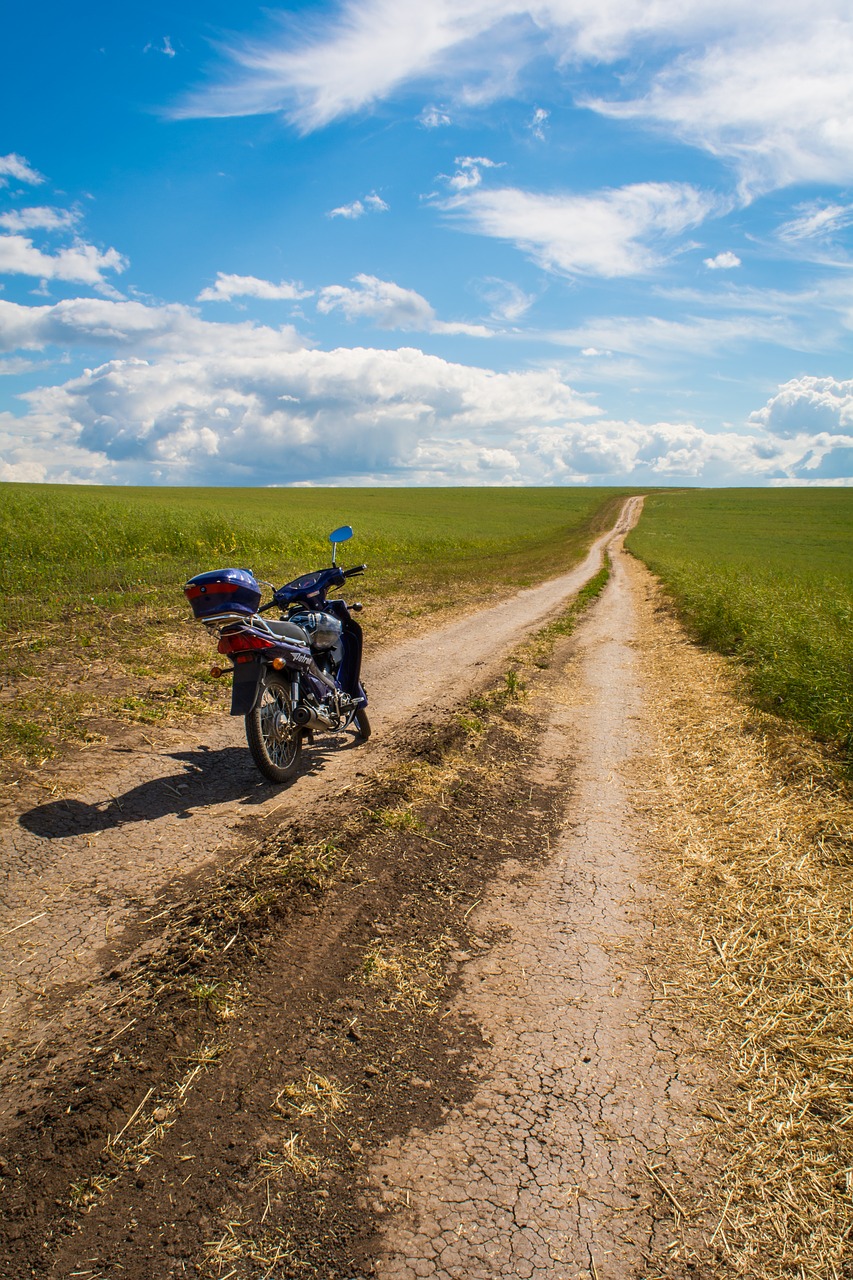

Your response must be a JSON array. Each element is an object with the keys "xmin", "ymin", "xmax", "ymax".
[{"xmin": 368, "ymin": 542, "xmax": 717, "ymax": 1280}]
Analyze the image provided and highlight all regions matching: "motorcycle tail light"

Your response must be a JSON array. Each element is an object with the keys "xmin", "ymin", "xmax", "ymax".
[{"xmin": 218, "ymin": 631, "xmax": 277, "ymax": 655}]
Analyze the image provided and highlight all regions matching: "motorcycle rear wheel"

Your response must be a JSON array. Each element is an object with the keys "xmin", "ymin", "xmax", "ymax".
[{"xmin": 245, "ymin": 674, "xmax": 302, "ymax": 783}]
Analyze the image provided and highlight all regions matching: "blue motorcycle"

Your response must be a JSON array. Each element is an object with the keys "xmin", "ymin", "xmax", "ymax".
[{"xmin": 185, "ymin": 526, "xmax": 369, "ymax": 783}]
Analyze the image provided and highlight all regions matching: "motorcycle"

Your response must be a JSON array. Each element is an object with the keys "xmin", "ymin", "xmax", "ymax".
[{"xmin": 184, "ymin": 525, "xmax": 370, "ymax": 783}]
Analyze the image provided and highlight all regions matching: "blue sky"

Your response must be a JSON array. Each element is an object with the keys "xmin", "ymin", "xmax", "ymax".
[{"xmin": 2, "ymin": 0, "xmax": 853, "ymax": 486}]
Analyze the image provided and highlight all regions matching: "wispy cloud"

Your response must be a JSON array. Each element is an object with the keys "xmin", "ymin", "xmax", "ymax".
[
  {"xmin": 0, "ymin": 153, "xmax": 44, "ymax": 186},
  {"xmin": 443, "ymin": 181, "xmax": 718, "ymax": 278},
  {"xmin": 420, "ymin": 105, "xmax": 451, "ymax": 128},
  {"xmin": 144, "ymin": 36, "xmax": 176, "ymax": 58},
  {"xmin": 778, "ymin": 201, "xmax": 853, "ymax": 244},
  {"xmin": 328, "ymin": 192, "xmax": 388, "ymax": 219},
  {"xmin": 172, "ymin": 1, "xmax": 853, "ymax": 194},
  {"xmin": 198, "ymin": 272, "xmax": 313, "ymax": 302},
  {"xmin": 476, "ymin": 277, "xmax": 535, "ymax": 323},
  {"xmin": 528, "ymin": 106, "xmax": 549, "ymax": 140},
  {"xmin": 550, "ymin": 310, "xmax": 809, "ymax": 358},
  {"xmin": 586, "ymin": 21, "xmax": 853, "ymax": 192},
  {"xmin": 317, "ymin": 273, "xmax": 490, "ymax": 336}
]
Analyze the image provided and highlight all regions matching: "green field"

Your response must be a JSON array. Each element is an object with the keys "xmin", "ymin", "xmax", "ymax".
[
  {"xmin": 0, "ymin": 484, "xmax": 628, "ymax": 766},
  {"xmin": 628, "ymin": 490, "xmax": 853, "ymax": 758}
]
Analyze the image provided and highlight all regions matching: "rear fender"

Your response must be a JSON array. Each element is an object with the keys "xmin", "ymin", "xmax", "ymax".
[{"xmin": 230, "ymin": 660, "xmax": 266, "ymax": 716}]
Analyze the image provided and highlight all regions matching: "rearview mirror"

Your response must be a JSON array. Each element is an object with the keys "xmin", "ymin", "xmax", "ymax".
[{"xmin": 329, "ymin": 525, "xmax": 353, "ymax": 565}]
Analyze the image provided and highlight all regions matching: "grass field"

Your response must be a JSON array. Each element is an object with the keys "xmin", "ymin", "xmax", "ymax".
[
  {"xmin": 0, "ymin": 484, "xmax": 628, "ymax": 768},
  {"xmin": 627, "ymin": 490, "xmax": 853, "ymax": 759}
]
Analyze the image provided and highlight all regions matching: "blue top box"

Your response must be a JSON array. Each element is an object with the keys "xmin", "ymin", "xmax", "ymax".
[{"xmin": 184, "ymin": 568, "xmax": 261, "ymax": 619}]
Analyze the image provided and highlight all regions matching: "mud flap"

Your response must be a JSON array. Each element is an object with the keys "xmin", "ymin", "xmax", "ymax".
[{"xmin": 230, "ymin": 661, "xmax": 265, "ymax": 716}]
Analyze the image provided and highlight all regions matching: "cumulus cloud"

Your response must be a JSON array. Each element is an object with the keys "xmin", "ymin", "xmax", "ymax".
[
  {"xmin": 0, "ymin": 206, "xmax": 79, "ymax": 233},
  {"xmin": 748, "ymin": 375, "xmax": 853, "ymax": 437},
  {"xmin": 328, "ymin": 192, "xmax": 388, "ymax": 219},
  {"xmin": 2, "ymin": 345, "xmax": 601, "ymax": 484},
  {"xmin": 0, "ymin": 296, "xmax": 305, "ymax": 358},
  {"xmin": 317, "ymin": 273, "xmax": 491, "ymax": 336},
  {"xmin": 197, "ymin": 272, "xmax": 313, "ymax": 303},
  {"xmin": 0, "ymin": 235, "xmax": 127, "ymax": 290},
  {"xmin": 0, "ymin": 153, "xmax": 44, "ymax": 186},
  {"xmin": 703, "ymin": 251, "xmax": 741, "ymax": 269},
  {"xmin": 443, "ymin": 181, "xmax": 717, "ymax": 278},
  {"xmin": 6, "ymin": 347, "xmax": 850, "ymax": 486},
  {"xmin": 2, "ymin": 304, "xmax": 850, "ymax": 485}
]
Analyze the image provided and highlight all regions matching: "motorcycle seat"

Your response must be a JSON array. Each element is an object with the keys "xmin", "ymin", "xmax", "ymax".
[{"xmin": 263, "ymin": 618, "xmax": 310, "ymax": 644}]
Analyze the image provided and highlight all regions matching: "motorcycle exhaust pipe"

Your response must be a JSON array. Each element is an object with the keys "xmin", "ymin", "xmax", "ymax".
[{"xmin": 293, "ymin": 704, "xmax": 335, "ymax": 731}]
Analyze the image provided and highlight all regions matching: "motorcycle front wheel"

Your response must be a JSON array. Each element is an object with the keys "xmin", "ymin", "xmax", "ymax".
[
  {"xmin": 245, "ymin": 674, "xmax": 302, "ymax": 783},
  {"xmin": 354, "ymin": 708, "xmax": 371, "ymax": 740}
]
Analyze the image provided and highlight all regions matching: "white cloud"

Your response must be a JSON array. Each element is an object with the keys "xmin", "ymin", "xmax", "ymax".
[
  {"xmin": 328, "ymin": 192, "xmax": 388, "ymax": 219},
  {"xmin": 442, "ymin": 155, "xmax": 503, "ymax": 193},
  {"xmin": 0, "ymin": 154, "xmax": 44, "ymax": 186},
  {"xmin": 703, "ymin": 251, "xmax": 741, "ymax": 269},
  {"xmin": 0, "ymin": 235, "xmax": 127, "ymax": 289},
  {"xmin": 420, "ymin": 105, "xmax": 452, "ymax": 128},
  {"xmin": 476, "ymin": 277, "xmax": 535, "ymax": 322},
  {"xmin": 529, "ymin": 106, "xmax": 549, "ymax": 140},
  {"xmin": 317, "ymin": 273, "xmax": 491, "ymax": 336},
  {"xmin": 170, "ymin": 2, "xmax": 853, "ymax": 191},
  {"xmin": 748, "ymin": 375, "xmax": 853, "ymax": 437},
  {"xmin": 586, "ymin": 19, "xmax": 853, "ymax": 192},
  {"xmin": 144, "ymin": 36, "xmax": 176, "ymax": 57},
  {"xmin": 444, "ymin": 181, "xmax": 718, "ymax": 278},
  {"xmin": 2, "ymin": 309, "xmax": 850, "ymax": 484},
  {"xmin": 0, "ymin": 207, "xmax": 79, "ymax": 233},
  {"xmin": 3, "ymin": 344, "xmax": 601, "ymax": 484},
  {"xmin": 197, "ymin": 272, "xmax": 313, "ymax": 303},
  {"xmin": 0, "ymin": 296, "xmax": 305, "ymax": 358},
  {"xmin": 778, "ymin": 201, "xmax": 853, "ymax": 243},
  {"xmin": 551, "ymin": 311, "xmax": 807, "ymax": 357}
]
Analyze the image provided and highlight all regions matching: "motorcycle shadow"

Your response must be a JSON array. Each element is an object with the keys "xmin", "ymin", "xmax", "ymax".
[{"xmin": 18, "ymin": 742, "xmax": 310, "ymax": 840}]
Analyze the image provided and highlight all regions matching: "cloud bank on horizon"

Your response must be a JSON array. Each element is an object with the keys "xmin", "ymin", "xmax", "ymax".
[{"xmin": 1, "ymin": 0, "xmax": 852, "ymax": 486}]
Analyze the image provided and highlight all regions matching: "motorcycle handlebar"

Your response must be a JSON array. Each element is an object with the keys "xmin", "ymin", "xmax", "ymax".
[{"xmin": 343, "ymin": 564, "xmax": 367, "ymax": 577}]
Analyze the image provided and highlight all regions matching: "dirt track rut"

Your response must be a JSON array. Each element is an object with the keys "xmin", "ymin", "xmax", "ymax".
[
  {"xmin": 368, "ymin": 530, "xmax": 715, "ymax": 1279},
  {"xmin": 0, "ymin": 500, "xmax": 640, "ymax": 1095}
]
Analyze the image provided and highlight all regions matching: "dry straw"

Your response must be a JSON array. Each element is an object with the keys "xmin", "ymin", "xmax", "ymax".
[{"xmin": 631, "ymin": 559, "xmax": 853, "ymax": 1279}]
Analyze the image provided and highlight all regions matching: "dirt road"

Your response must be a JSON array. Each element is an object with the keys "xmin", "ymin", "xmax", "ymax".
[
  {"xmin": 367, "ymin": 529, "xmax": 718, "ymax": 1279},
  {"xmin": 3, "ymin": 495, "xmax": 849, "ymax": 1278},
  {"xmin": 1, "ymin": 496, "xmax": 736, "ymax": 1280},
  {"xmin": 0, "ymin": 499, "xmax": 640, "ymax": 1091}
]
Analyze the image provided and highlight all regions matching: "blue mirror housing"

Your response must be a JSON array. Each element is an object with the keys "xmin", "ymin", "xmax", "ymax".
[{"xmin": 329, "ymin": 525, "xmax": 353, "ymax": 544}]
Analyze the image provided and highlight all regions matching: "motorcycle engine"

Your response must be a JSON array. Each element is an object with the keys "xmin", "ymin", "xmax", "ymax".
[{"xmin": 288, "ymin": 610, "xmax": 343, "ymax": 653}]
